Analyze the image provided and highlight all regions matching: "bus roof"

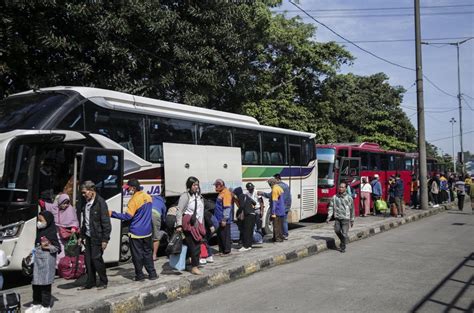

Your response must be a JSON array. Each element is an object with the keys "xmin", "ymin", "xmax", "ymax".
[
  {"xmin": 316, "ymin": 142, "xmax": 404, "ymax": 155},
  {"xmin": 13, "ymin": 86, "xmax": 316, "ymax": 139}
]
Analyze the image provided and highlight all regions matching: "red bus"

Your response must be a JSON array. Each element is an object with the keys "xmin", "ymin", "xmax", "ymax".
[
  {"xmin": 405, "ymin": 153, "xmax": 450, "ymax": 177},
  {"xmin": 316, "ymin": 142, "xmax": 412, "ymax": 217}
]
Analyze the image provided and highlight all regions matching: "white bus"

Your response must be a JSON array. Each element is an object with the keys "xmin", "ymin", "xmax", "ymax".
[{"xmin": 0, "ymin": 86, "xmax": 317, "ymax": 270}]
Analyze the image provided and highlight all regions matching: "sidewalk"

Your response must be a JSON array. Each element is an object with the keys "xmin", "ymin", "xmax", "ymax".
[{"xmin": 9, "ymin": 201, "xmax": 462, "ymax": 312}]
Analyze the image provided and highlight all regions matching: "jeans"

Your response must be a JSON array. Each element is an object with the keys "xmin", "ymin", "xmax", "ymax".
[
  {"xmin": 282, "ymin": 209, "xmax": 289, "ymax": 237},
  {"xmin": 334, "ymin": 219, "xmax": 350, "ymax": 250}
]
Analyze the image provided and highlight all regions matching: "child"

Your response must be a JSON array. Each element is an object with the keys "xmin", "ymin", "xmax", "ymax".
[{"xmin": 26, "ymin": 211, "xmax": 60, "ymax": 313}]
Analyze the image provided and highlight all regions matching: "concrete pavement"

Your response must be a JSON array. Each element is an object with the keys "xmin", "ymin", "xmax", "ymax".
[
  {"xmin": 150, "ymin": 209, "xmax": 474, "ymax": 313},
  {"xmin": 6, "ymin": 201, "xmax": 466, "ymax": 312}
]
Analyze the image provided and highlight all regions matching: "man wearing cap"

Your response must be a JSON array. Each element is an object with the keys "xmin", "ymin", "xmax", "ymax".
[
  {"xmin": 371, "ymin": 174, "xmax": 382, "ymax": 216},
  {"xmin": 213, "ymin": 179, "xmax": 233, "ymax": 255},
  {"xmin": 110, "ymin": 179, "xmax": 158, "ymax": 281}
]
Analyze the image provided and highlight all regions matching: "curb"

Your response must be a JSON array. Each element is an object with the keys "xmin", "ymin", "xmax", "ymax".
[{"xmin": 72, "ymin": 203, "xmax": 456, "ymax": 313}]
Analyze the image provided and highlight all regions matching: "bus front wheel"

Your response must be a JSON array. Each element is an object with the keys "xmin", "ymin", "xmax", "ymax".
[
  {"xmin": 263, "ymin": 209, "xmax": 273, "ymax": 235},
  {"xmin": 120, "ymin": 234, "xmax": 131, "ymax": 263}
]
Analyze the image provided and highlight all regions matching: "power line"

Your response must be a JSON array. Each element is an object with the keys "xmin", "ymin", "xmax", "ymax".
[
  {"xmin": 288, "ymin": 1, "xmax": 459, "ymax": 99},
  {"xmin": 461, "ymin": 95, "xmax": 474, "ymax": 111},
  {"xmin": 401, "ymin": 105, "xmax": 458, "ymax": 113},
  {"xmin": 274, "ymin": 4, "xmax": 474, "ymax": 13},
  {"xmin": 335, "ymin": 36, "xmax": 474, "ymax": 44},
  {"xmin": 463, "ymin": 93, "xmax": 474, "ymax": 100},
  {"xmin": 298, "ymin": 11, "xmax": 474, "ymax": 19},
  {"xmin": 429, "ymin": 130, "xmax": 474, "ymax": 142}
]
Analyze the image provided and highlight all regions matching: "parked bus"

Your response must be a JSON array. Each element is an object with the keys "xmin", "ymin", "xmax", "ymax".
[
  {"xmin": 0, "ymin": 86, "xmax": 317, "ymax": 270},
  {"xmin": 405, "ymin": 153, "xmax": 451, "ymax": 177},
  {"xmin": 316, "ymin": 142, "xmax": 411, "ymax": 216}
]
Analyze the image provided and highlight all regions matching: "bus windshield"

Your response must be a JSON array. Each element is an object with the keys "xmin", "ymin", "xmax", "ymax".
[
  {"xmin": 317, "ymin": 148, "xmax": 336, "ymax": 187},
  {"xmin": 0, "ymin": 93, "xmax": 69, "ymax": 133}
]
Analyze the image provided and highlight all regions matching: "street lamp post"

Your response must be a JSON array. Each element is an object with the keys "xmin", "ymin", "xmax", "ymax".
[{"xmin": 449, "ymin": 117, "xmax": 456, "ymax": 173}]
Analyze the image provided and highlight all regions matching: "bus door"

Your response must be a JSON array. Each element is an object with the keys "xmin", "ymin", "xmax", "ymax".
[
  {"xmin": 338, "ymin": 157, "xmax": 361, "ymax": 216},
  {"xmin": 288, "ymin": 142, "xmax": 302, "ymax": 222},
  {"xmin": 79, "ymin": 147, "xmax": 123, "ymax": 264}
]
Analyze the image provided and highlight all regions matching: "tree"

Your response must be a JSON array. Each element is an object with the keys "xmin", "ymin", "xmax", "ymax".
[{"xmin": 316, "ymin": 73, "xmax": 417, "ymax": 151}]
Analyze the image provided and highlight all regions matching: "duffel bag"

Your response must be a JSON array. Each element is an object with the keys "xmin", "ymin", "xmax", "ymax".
[{"xmin": 58, "ymin": 254, "xmax": 85, "ymax": 280}]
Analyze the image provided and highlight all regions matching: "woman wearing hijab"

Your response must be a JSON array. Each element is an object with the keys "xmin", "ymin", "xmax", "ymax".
[
  {"xmin": 27, "ymin": 211, "xmax": 61, "ymax": 312},
  {"xmin": 40, "ymin": 194, "xmax": 79, "ymax": 265},
  {"xmin": 175, "ymin": 176, "xmax": 206, "ymax": 275}
]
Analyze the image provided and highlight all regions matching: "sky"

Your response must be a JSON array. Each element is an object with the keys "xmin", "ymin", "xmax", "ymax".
[{"xmin": 273, "ymin": 0, "xmax": 474, "ymax": 158}]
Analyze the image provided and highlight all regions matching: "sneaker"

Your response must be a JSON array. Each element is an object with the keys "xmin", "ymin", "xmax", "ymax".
[
  {"xmin": 25, "ymin": 305, "xmax": 41, "ymax": 313},
  {"xmin": 37, "ymin": 307, "xmax": 51, "ymax": 313},
  {"xmin": 206, "ymin": 256, "xmax": 214, "ymax": 263},
  {"xmin": 239, "ymin": 247, "xmax": 251, "ymax": 252},
  {"xmin": 97, "ymin": 285, "xmax": 107, "ymax": 290},
  {"xmin": 199, "ymin": 258, "xmax": 207, "ymax": 265},
  {"xmin": 283, "ymin": 236, "xmax": 288, "ymax": 240}
]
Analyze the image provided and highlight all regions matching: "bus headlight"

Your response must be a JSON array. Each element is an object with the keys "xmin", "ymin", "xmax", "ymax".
[{"xmin": 0, "ymin": 222, "xmax": 23, "ymax": 239}]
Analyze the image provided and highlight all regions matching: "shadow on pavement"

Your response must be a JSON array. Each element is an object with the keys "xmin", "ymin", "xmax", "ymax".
[
  {"xmin": 410, "ymin": 252, "xmax": 474, "ymax": 313},
  {"xmin": 311, "ymin": 236, "xmax": 337, "ymax": 250}
]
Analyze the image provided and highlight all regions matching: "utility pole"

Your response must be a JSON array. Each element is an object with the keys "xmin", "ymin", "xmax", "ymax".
[
  {"xmin": 453, "ymin": 40, "xmax": 467, "ymax": 175},
  {"xmin": 414, "ymin": 0, "xmax": 428, "ymax": 210},
  {"xmin": 449, "ymin": 117, "xmax": 456, "ymax": 173},
  {"xmin": 422, "ymin": 37, "xmax": 473, "ymax": 174}
]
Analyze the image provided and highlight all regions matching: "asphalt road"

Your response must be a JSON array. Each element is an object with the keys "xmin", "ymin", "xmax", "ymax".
[{"xmin": 149, "ymin": 211, "xmax": 474, "ymax": 313}]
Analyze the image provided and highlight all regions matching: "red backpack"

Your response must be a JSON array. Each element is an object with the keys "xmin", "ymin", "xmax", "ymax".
[{"xmin": 58, "ymin": 255, "xmax": 86, "ymax": 280}]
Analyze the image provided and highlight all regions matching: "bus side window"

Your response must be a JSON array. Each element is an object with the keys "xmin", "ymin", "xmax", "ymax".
[
  {"xmin": 370, "ymin": 153, "xmax": 381, "ymax": 170},
  {"xmin": 262, "ymin": 132, "xmax": 287, "ymax": 165},
  {"xmin": 197, "ymin": 124, "xmax": 232, "ymax": 146},
  {"xmin": 233, "ymin": 128, "xmax": 261, "ymax": 165},
  {"xmin": 301, "ymin": 138, "xmax": 314, "ymax": 165},
  {"xmin": 85, "ymin": 102, "xmax": 145, "ymax": 158},
  {"xmin": 148, "ymin": 117, "xmax": 196, "ymax": 162},
  {"xmin": 381, "ymin": 154, "xmax": 389, "ymax": 170}
]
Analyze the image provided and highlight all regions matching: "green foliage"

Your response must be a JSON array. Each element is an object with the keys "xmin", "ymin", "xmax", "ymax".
[{"xmin": 0, "ymin": 1, "xmax": 419, "ymax": 153}]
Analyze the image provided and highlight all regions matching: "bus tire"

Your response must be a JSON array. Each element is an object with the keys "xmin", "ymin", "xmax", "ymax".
[
  {"xmin": 120, "ymin": 234, "xmax": 131, "ymax": 263},
  {"xmin": 263, "ymin": 209, "xmax": 273, "ymax": 235}
]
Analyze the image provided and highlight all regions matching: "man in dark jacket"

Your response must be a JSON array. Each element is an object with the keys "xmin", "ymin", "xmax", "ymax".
[
  {"xmin": 394, "ymin": 174, "xmax": 405, "ymax": 217},
  {"xmin": 78, "ymin": 180, "xmax": 112, "ymax": 290}
]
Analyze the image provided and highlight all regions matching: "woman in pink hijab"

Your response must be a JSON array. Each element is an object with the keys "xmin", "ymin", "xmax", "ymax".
[{"xmin": 40, "ymin": 193, "xmax": 79, "ymax": 265}]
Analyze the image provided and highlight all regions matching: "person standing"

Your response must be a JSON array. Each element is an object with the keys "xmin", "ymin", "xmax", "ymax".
[
  {"xmin": 78, "ymin": 181, "xmax": 111, "ymax": 290},
  {"xmin": 431, "ymin": 174, "xmax": 440, "ymax": 206},
  {"xmin": 151, "ymin": 194, "xmax": 167, "ymax": 261},
  {"xmin": 273, "ymin": 174, "xmax": 291, "ymax": 240},
  {"xmin": 454, "ymin": 176, "xmax": 466, "ymax": 211},
  {"xmin": 326, "ymin": 183, "xmax": 354, "ymax": 253},
  {"xmin": 26, "ymin": 211, "xmax": 60, "ymax": 312},
  {"xmin": 370, "ymin": 174, "xmax": 382, "ymax": 216},
  {"xmin": 176, "ymin": 176, "xmax": 206, "ymax": 275},
  {"xmin": 394, "ymin": 174, "xmax": 405, "ymax": 217},
  {"xmin": 245, "ymin": 182, "xmax": 264, "ymax": 241},
  {"xmin": 439, "ymin": 174, "xmax": 449, "ymax": 203},
  {"xmin": 213, "ymin": 179, "xmax": 233, "ymax": 255},
  {"xmin": 110, "ymin": 179, "xmax": 157, "ymax": 281},
  {"xmin": 410, "ymin": 174, "xmax": 420, "ymax": 209},
  {"xmin": 360, "ymin": 177, "xmax": 372, "ymax": 217},
  {"xmin": 233, "ymin": 187, "xmax": 256, "ymax": 251},
  {"xmin": 268, "ymin": 178, "xmax": 285, "ymax": 242}
]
